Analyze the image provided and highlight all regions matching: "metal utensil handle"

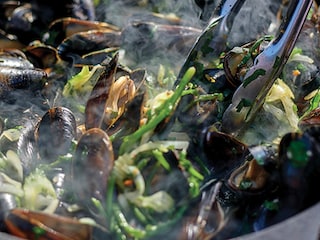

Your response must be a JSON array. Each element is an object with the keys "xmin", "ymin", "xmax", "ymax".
[
  {"xmin": 176, "ymin": 0, "xmax": 246, "ymax": 86},
  {"xmin": 222, "ymin": 0, "xmax": 313, "ymax": 134}
]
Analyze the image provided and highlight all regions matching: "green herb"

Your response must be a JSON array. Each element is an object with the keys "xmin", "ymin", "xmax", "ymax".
[
  {"xmin": 239, "ymin": 35, "xmax": 273, "ymax": 67},
  {"xmin": 239, "ymin": 179, "xmax": 253, "ymax": 190},
  {"xmin": 33, "ymin": 226, "xmax": 46, "ymax": 240},
  {"xmin": 114, "ymin": 205, "xmax": 147, "ymax": 238},
  {"xmin": 119, "ymin": 67, "xmax": 196, "ymax": 154},
  {"xmin": 243, "ymin": 69, "xmax": 266, "ymax": 87},
  {"xmin": 263, "ymin": 199, "xmax": 279, "ymax": 211},
  {"xmin": 133, "ymin": 207, "xmax": 148, "ymax": 224},
  {"xmin": 195, "ymin": 93, "xmax": 224, "ymax": 102},
  {"xmin": 297, "ymin": 63, "xmax": 307, "ymax": 72},
  {"xmin": 236, "ymin": 98, "xmax": 252, "ymax": 112},
  {"xmin": 62, "ymin": 65, "xmax": 103, "ymax": 97},
  {"xmin": 179, "ymin": 150, "xmax": 203, "ymax": 198},
  {"xmin": 152, "ymin": 149, "xmax": 170, "ymax": 171},
  {"xmin": 290, "ymin": 47, "xmax": 303, "ymax": 57},
  {"xmin": 301, "ymin": 89, "xmax": 320, "ymax": 119},
  {"xmin": 287, "ymin": 140, "xmax": 309, "ymax": 168},
  {"xmin": 112, "ymin": 203, "xmax": 187, "ymax": 240}
]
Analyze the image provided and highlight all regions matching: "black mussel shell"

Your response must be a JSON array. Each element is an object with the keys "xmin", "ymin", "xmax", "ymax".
[
  {"xmin": 278, "ymin": 131, "xmax": 320, "ymax": 209},
  {"xmin": 0, "ymin": 49, "xmax": 33, "ymax": 69},
  {"xmin": 72, "ymin": 128, "xmax": 114, "ymax": 205},
  {"xmin": 223, "ymin": 46, "xmax": 250, "ymax": 88},
  {"xmin": 106, "ymin": 92, "xmax": 145, "ymax": 157},
  {"xmin": 5, "ymin": 208, "xmax": 93, "ymax": 240},
  {"xmin": 17, "ymin": 121, "xmax": 39, "ymax": 174},
  {"xmin": 202, "ymin": 128, "xmax": 249, "ymax": 178},
  {"xmin": 202, "ymin": 68, "xmax": 229, "ymax": 91},
  {"xmin": 85, "ymin": 53, "xmax": 118, "ymax": 130},
  {"xmin": 24, "ymin": 43, "xmax": 60, "ymax": 69},
  {"xmin": 57, "ymin": 30, "xmax": 121, "ymax": 62},
  {"xmin": 45, "ymin": 17, "xmax": 119, "ymax": 47},
  {"xmin": 299, "ymin": 107, "xmax": 320, "ymax": 131},
  {"xmin": 251, "ymin": 129, "xmax": 320, "ymax": 230},
  {"xmin": 36, "ymin": 107, "xmax": 77, "ymax": 163}
]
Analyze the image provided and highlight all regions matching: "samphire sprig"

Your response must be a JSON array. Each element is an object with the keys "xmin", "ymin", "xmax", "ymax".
[{"xmin": 119, "ymin": 67, "xmax": 196, "ymax": 155}]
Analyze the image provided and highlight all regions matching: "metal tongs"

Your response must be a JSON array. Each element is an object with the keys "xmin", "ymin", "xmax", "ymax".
[
  {"xmin": 221, "ymin": 0, "xmax": 312, "ymax": 134},
  {"xmin": 177, "ymin": 0, "xmax": 312, "ymax": 135},
  {"xmin": 183, "ymin": 0, "xmax": 313, "ymax": 239},
  {"xmin": 177, "ymin": 0, "xmax": 246, "ymax": 89}
]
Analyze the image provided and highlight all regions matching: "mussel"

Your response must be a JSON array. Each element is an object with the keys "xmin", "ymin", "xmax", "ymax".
[
  {"xmin": 179, "ymin": 181, "xmax": 227, "ymax": 240},
  {"xmin": 0, "ymin": 49, "xmax": 47, "ymax": 100},
  {"xmin": 85, "ymin": 53, "xmax": 119, "ymax": 130},
  {"xmin": 299, "ymin": 107, "xmax": 320, "ymax": 130},
  {"xmin": 45, "ymin": 17, "xmax": 120, "ymax": 47},
  {"xmin": 0, "ymin": 1, "xmax": 96, "ymax": 45},
  {"xmin": 0, "ymin": 29, "xmax": 25, "ymax": 49},
  {"xmin": 57, "ymin": 30, "xmax": 121, "ymax": 62},
  {"xmin": 72, "ymin": 128, "xmax": 114, "ymax": 206},
  {"xmin": 278, "ymin": 130, "xmax": 320, "ymax": 212},
  {"xmin": 17, "ymin": 106, "xmax": 77, "ymax": 174},
  {"xmin": 252, "ymin": 128, "xmax": 320, "ymax": 230},
  {"xmin": 201, "ymin": 127, "xmax": 249, "ymax": 178},
  {"xmin": 24, "ymin": 42, "xmax": 60, "ymax": 69},
  {"xmin": 0, "ymin": 49, "xmax": 33, "ymax": 69},
  {"xmin": 5, "ymin": 208, "xmax": 93, "ymax": 240},
  {"xmin": 36, "ymin": 107, "xmax": 77, "ymax": 164}
]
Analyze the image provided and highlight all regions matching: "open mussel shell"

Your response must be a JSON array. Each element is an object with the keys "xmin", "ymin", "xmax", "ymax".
[
  {"xmin": 217, "ymin": 145, "xmax": 279, "ymax": 209},
  {"xmin": 223, "ymin": 43, "xmax": 252, "ymax": 88},
  {"xmin": 45, "ymin": 17, "xmax": 120, "ymax": 47},
  {"xmin": 228, "ymin": 144, "xmax": 278, "ymax": 189},
  {"xmin": 57, "ymin": 29, "xmax": 121, "ymax": 62},
  {"xmin": 36, "ymin": 107, "xmax": 77, "ymax": 164},
  {"xmin": 228, "ymin": 160, "xmax": 269, "ymax": 191},
  {"xmin": 178, "ymin": 181, "xmax": 230, "ymax": 240},
  {"xmin": 24, "ymin": 42, "xmax": 60, "ymax": 69},
  {"xmin": 202, "ymin": 127, "xmax": 249, "ymax": 177},
  {"xmin": 222, "ymin": 37, "xmax": 271, "ymax": 90},
  {"xmin": 106, "ymin": 93, "xmax": 144, "ymax": 158},
  {"xmin": 72, "ymin": 128, "xmax": 114, "ymax": 206},
  {"xmin": 226, "ymin": 158, "xmax": 278, "ymax": 196},
  {"xmin": 103, "ymin": 68, "xmax": 146, "ymax": 130},
  {"xmin": 299, "ymin": 107, "xmax": 320, "ymax": 131},
  {"xmin": 85, "ymin": 53, "xmax": 118, "ymax": 130},
  {"xmin": 5, "ymin": 208, "xmax": 92, "ymax": 240}
]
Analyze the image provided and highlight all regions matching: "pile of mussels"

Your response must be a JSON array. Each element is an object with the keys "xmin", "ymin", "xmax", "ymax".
[{"xmin": 0, "ymin": 0, "xmax": 319, "ymax": 239}]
